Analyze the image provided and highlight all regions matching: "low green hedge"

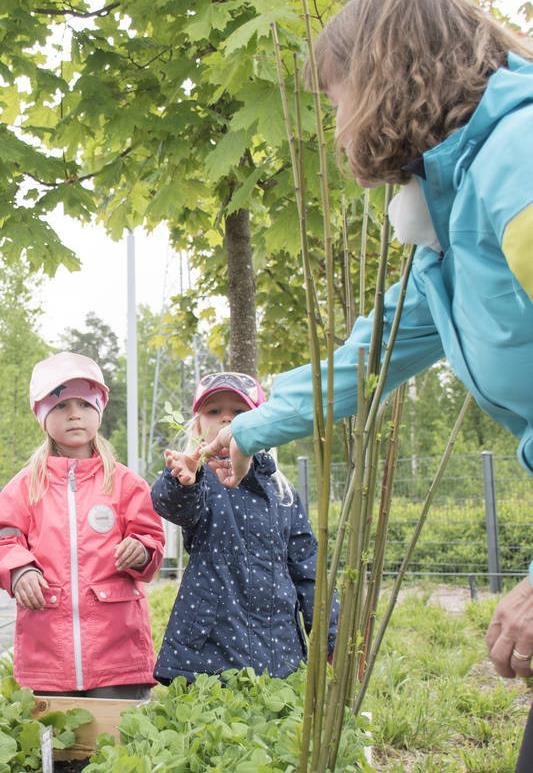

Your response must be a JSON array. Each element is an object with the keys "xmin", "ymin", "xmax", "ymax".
[{"xmin": 316, "ymin": 495, "xmax": 532, "ymax": 584}]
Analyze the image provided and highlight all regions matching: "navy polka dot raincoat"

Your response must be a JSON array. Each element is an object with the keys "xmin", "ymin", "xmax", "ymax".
[{"xmin": 151, "ymin": 453, "xmax": 337, "ymax": 683}]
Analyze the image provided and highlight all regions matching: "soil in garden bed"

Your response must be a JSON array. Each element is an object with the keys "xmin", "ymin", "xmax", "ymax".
[{"xmin": 54, "ymin": 760, "xmax": 90, "ymax": 772}]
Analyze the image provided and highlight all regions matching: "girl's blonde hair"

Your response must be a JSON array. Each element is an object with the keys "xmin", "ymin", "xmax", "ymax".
[
  {"xmin": 312, "ymin": 0, "xmax": 533, "ymax": 185},
  {"xmin": 182, "ymin": 415, "xmax": 294, "ymax": 506},
  {"xmin": 28, "ymin": 433, "xmax": 117, "ymax": 504}
]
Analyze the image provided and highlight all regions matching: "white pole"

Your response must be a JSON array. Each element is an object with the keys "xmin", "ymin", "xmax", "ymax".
[{"xmin": 127, "ymin": 230, "xmax": 139, "ymax": 473}]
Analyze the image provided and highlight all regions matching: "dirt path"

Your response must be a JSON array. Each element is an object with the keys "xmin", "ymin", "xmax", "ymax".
[{"xmin": 426, "ymin": 583, "xmax": 493, "ymax": 613}]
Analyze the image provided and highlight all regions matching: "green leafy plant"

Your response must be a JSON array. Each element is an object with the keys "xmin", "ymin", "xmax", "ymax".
[
  {"xmin": 0, "ymin": 676, "xmax": 92, "ymax": 771},
  {"xmin": 39, "ymin": 707, "xmax": 93, "ymax": 751},
  {"xmin": 160, "ymin": 402, "xmax": 186, "ymax": 437},
  {"xmin": 85, "ymin": 667, "xmax": 371, "ymax": 772},
  {"xmin": 160, "ymin": 402, "xmax": 213, "ymax": 471}
]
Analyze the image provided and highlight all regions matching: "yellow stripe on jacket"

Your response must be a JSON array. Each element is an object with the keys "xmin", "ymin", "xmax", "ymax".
[{"xmin": 502, "ymin": 203, "xmax": 533, "ymax": 299}]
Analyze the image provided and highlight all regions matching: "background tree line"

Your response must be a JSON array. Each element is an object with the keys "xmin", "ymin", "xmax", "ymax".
[{"xmin": 0, "ymin": 278, "xmax": 516, "ymax": 488}]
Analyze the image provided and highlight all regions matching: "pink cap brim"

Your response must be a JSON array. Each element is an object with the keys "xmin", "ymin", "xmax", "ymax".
[{"xmin": 193, "ymin": 387, "xmax": 259, "ymax": 414}]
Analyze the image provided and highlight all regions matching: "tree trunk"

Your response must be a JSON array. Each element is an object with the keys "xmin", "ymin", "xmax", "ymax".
[{"xmin": 225, "ymin": 208, "xmax": 257, "ymax": 376}]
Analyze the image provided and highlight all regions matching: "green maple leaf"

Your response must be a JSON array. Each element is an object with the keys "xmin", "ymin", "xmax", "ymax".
[
  {"xmin": 204, "ymin": 129, "xmax": 250, "ymax": 182},
  {"xmin": 185, "ymin": 2, "xmax": 233, "ymax": 41},
  {"xmin": 231, "ymin": 81, "xmax": 286, "ymax": 147},
  {"xmin": 264, "ymin": 203, "xmax": 301, "ymax": 256},
  {"xmin": 224, "ymin": 2, "xmax": 299, "ymax": 55},
  {"xmin": 226, "ymin": 167, "xmax": 263, "ymax": 215}
]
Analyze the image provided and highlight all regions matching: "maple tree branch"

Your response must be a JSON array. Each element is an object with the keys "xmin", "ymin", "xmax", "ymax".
[
  {"xmin": 127, "ymin": 46, "xmax": 172, "ymax": 70},
  {"xmin": 262, "ymin": 268, "xmax": 300, "ymax": 306},
  {"xmin": 33, "ymin": 2, "xmax": 120, "ymax": 18},
  {"xmin": 23, "ymin": 145, "xmax": 133, "ymax": 188}
]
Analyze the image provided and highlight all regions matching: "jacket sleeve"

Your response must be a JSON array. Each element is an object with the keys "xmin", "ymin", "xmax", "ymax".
[
  {"xmin": 232, "ymin": 262, "xmax": 444, "ymax": 455},
  {"xmin": 121, "ymin": 473, "xmax": 165, "ymax": 582},
  {"xmin": 0, "ymin": 472, "xmax": 43, "ymax": 595},
  {"xmin": 150, "ymin": 466, "xmax": 207, "ymax": 531},
  {"xmin": 286, "ymin": 491, "xmax": 338, "ymax": 655}
]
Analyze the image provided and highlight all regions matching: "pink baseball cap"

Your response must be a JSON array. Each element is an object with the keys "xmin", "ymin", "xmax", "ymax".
[
  {"xmin": 30, "ymin": 352, "xmax": 109, "ymax": 429},
  {"xmin": 192, "ymin": 371, "xmax": 266, "ymax": 414}
]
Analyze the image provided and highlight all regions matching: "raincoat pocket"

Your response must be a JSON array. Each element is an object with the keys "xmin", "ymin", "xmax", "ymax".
[
  {"xmin": 181, "ymin": 587, "xmax": 219, "ymax": 651},
  {"xmin": 16, "ymin": 585, "xmax": 66, "ymax": 673},
  {"xmin": 87, "ymin": 578, "xmax": 148, "ymax": 667},
  {"xmin": 294, "ymin": 602, "xmax": 307, "ymax": 658},
  {"xmin": 90, "ymin": 579, "xmax": 144, "ymax": 603},
  {"xmin": 42, "ymin": 585, "xmax": 63, "ymax": 608},
  {"xmin": 16, "ymin": 583, "xmax": 63, "ymax": 612}
]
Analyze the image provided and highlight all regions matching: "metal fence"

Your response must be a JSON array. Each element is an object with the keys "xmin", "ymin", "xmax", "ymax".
[{"xmin": 290, "ymin": 451, "xmax": 532, "ymax": 589}]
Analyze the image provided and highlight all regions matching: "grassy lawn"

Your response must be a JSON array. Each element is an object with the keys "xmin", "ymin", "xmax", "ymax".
[{"xmin": 366, "ymin": 585, "xmax": 530, "ymax": 772}]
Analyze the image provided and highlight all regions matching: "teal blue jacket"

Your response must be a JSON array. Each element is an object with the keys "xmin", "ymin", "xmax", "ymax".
[{"xmin": 233, "ymin": 53, "xmax": 533, "ymax": 474}]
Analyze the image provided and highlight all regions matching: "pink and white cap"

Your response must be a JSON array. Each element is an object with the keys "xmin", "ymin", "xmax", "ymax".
[
  {"xmin": 192, "ymin": 371, "xmax": 266, "ymax": 414},
  {"xmin": 30, "ymin": 352, "xmax": 109, "ymax": 429}
]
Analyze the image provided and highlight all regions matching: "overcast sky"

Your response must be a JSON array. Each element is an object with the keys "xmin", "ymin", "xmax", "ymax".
[
  {"xmin": 37, "ymin": 0, "xmax": 527, "ymax": 349},
  {"xmin": 38, "ymin": 212, "xmax": 185, "ymax": 348}
]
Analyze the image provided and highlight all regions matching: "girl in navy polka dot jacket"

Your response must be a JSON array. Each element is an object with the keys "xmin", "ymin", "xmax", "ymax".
[{"xmin": 151, "ymin": 371, "xmax": 338, "ymax": 684}]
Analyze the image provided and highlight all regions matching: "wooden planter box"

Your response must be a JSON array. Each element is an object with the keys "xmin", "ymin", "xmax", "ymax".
[
  {"xmin": 32, "ymin": 698, "xmax": 373, "ymax": 765},
  {"xmin": 32, "ymin": 695, "xmax": 139, "ymax": 761}
]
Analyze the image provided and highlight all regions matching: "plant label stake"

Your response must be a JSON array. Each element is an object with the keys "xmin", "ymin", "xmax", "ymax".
[{"xmin": 40, "ymin": 726, "xmax": 54, "ymax": 773}]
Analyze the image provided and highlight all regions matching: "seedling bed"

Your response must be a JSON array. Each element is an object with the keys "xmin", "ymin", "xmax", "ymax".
[{"xmin": 33, "ymin": 695, "xmax": 139, "ymax": 762}]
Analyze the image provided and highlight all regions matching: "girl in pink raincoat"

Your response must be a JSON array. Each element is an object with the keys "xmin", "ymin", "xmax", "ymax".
[{"xmin": 0, "ymin": 351, "xmax": 165, "ymax": 698}]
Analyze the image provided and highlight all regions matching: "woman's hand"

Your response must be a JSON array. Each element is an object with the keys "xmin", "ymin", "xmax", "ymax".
[
  {"xmin": 115, "ymin": 536, "xmax": 149, "ymax": 571},
  {"xmin": 14, "ymin": 570, "xmax": 49, "ymax": 610},
  {"xmin": 486, "ymin": 577, "xmax": 533, "ymax": 678},
  {"xmin": 201, "ymin": 426, "xmax": 252, "ymax": 488}
]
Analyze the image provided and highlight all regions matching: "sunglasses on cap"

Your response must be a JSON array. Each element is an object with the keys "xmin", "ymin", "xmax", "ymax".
[{"xmin": 192, "ymin": 371, "xmax": 265, "ymax": 413}]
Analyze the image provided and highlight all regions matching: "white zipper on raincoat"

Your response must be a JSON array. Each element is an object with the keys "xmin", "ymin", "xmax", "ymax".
[{"xmin": 67, "ymin": 462, "xmax": 84, "ymax": 690}]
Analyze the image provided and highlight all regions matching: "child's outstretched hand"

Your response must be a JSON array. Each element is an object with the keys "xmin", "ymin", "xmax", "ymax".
[
  {"xmin": 164, "ymin": 448, "xmax": 202, "ymax": 486},
  {"xmin": 115, "ymin": 537, "xmax": 149, "ymax": 571},
  {"xmin": 14, "ymin": 570, "xmax": 49, "ymax": 610}
]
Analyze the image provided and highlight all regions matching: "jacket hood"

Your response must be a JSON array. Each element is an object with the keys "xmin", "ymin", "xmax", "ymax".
[
  {"xmin": 455, "ymin": 53, "xmax": 533, "ymax": 163},
  {"xmin": 252, "ymin": 451, "xmax": 276, "ymax": 476},
  {"xmin": 46, "ymin": 454, "xmax": 103, "ymax": 484},
  {"xmin": 420, "ymin": 53, "xmax": 533, "ymax": 251}
]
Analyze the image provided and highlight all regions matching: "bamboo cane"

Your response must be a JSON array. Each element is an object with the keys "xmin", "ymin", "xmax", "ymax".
[
  {"xmin": 321, "ymin": 184, "xmax": 395, "ymax": 767},
  {"xmin": 363, "ymin": 245, "xmax": 416, "ymax": 439},
  {"xmin": 359, "ymin": 189, "xmax": 369, "ymax": 318},
  {"xmin": 318, "ymin": 348, "xmax": 367, "ymax": 770},
  {"xmin": 272, "ymin": 28, "xmax": 326, "ymax": 769},
  {"xmin": 365, "ymin": 185, "xmax": 393, "ymax": 384},
  {"xmin": 274, "ymin": 11, "xmax": 467, "ymax": 772},
  {"xmin": 352, "ymin": 394, "xmax": 473, "ymax": 716},
  {"xmin": 342, "ymin": 197, "xmax": 356, "ymax": 332},
  {"xmin": 301, "ymin": 0, "xmax": 337, "ymax": 760},
  {"xmin": 357, "ymin": 384, "xmax": 407, "ymax": 686}
]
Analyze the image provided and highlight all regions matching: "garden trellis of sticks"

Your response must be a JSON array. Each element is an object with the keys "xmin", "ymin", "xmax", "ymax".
[{"xmin": 272, "ymin": 4, "xmax": 471, "ymax": 770}]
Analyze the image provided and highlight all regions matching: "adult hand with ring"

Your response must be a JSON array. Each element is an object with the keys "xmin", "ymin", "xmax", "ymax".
[
  {"xmin": 202, "ymin": 426, "xmax": 252, "ymax": 488},
  {"xmin": 486, "ymin": 577, "xmax": 533, "ymax": 678},
  {"xmin": 512, "ymin": 648, "xmax": 531, "ymax": 662}
]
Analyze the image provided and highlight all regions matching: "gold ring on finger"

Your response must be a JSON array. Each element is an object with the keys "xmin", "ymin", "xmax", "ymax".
[{"xmin": 512, "ymin": 648, "xmax": 531, "ymax": 661}]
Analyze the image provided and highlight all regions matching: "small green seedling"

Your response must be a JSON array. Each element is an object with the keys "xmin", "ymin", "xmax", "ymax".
[
  {"xmin": 160, "ymin": 402, "xmax": 210, "ymax": 466},
  {"xmin": 160, "ymin": 402, "xmax": 186, "ymax": 434}
]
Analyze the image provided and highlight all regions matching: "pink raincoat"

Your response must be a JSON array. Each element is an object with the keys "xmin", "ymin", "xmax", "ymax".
[{"xmin": 0, "ymin": 456, "xmax": 164, "ymax": 692}]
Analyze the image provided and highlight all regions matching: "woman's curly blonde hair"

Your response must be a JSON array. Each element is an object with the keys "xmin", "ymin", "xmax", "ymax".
[{"xmin": 312, "ymin": 0, "xmax": 533, "ymax": 185}]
